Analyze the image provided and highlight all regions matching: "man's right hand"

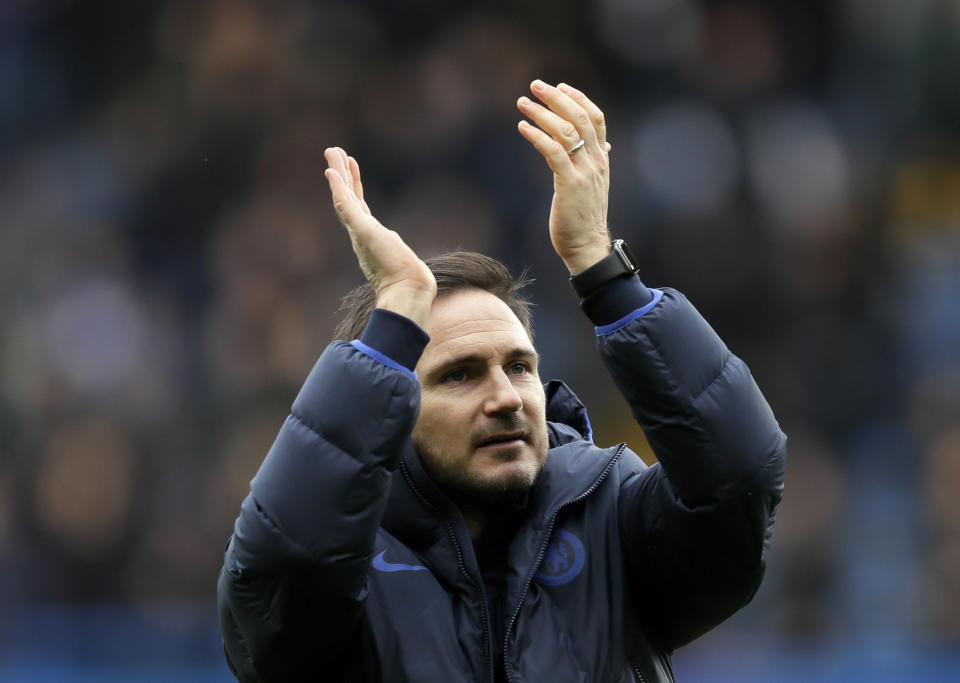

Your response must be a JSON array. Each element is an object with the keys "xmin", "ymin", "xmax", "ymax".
[{"xmin": 324, "ymin": 147, "xmax": 437, "ymax": 329}]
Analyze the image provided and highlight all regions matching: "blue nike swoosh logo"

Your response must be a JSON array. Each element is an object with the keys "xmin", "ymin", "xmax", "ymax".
[{"xmin": 372, "ymin": 550, "xmax": 430, "ymax": 573}]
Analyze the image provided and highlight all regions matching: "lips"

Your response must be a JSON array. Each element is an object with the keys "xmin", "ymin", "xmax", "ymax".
[{"xmin": 477, "ymin": 431, "xmax": 527, "ymax": 447}]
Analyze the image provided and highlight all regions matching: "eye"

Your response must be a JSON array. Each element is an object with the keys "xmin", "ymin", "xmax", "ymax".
[
  {"xmin": 442, "ymin": 368, "xmax": 468, "ymax": 383},
  {"xmin": 508, "ymin": 361, "xmax": 529, "ymax": 375}
]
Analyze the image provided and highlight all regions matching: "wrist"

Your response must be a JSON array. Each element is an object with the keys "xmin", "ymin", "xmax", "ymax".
[
  {"xmin": 376, "ymin": 286, "xmax": 436, "ymax": 329},
  {"xmin": 562, "ymin": 243, "xmax": 612, "ymax": 275},
  {"xmin": 569, "ymin": 239, "xmax": 640, "ymax": 298},
  {"xmin": 359, "ymin": 309, "xmax": 430, "ymax": 372}
]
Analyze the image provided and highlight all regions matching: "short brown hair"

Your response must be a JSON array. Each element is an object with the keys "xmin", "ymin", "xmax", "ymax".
[{"xmin": 332, "ymin": 251, "xmax": 534, "ymax": 341}]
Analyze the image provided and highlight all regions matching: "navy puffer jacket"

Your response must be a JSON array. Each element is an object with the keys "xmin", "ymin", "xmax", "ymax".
[{"xmin": 218, "ymin": 284, "xmax": 787, "ymax": 682}]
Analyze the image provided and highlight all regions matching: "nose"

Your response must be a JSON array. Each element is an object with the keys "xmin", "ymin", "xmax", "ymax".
[{"xmin": 483, "ymin": 368, "xmax": 523, "ymax": 416}]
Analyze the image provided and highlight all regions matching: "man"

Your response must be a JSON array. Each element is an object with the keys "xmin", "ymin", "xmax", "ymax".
[{"xmin": 218, "ymin": 80, "xmax": 786, "ymax": 682}]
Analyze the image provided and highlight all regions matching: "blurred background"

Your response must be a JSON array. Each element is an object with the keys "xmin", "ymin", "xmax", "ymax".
[{"xmin": 1, "ymin": 0, "xmax": 959, "ymax": 681}]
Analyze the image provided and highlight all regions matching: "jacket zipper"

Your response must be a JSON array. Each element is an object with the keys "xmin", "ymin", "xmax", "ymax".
[
  {"xmin": 502, "ymin": 444, "xmax": 626, "ymax": 683},
  {"xmin": 632, "ymin": 663, "xmax": 650, "ymax": 683},
  {"xmin": 400, "ymin": 460, "xmax": 495, "ymax": 683}
]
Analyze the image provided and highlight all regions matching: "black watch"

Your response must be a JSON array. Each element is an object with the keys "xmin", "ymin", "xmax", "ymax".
[{"xmin": 569, "ymin": 239, "xmax": 639, "ymax": 298}]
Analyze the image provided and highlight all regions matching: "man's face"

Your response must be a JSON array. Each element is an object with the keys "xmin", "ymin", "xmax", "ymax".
[{"xmin": 412, "ymin": 289, "xmax": 549, "ymax": 505}]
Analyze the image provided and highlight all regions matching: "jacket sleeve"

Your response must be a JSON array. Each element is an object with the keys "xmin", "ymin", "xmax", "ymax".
[
  {"xmin": 586, "ymin": 277, "xmax": 786, "ymax": 650},
  {"xmin": 217, "ymin": 311, "xmax": 427, "ymax": 681}
]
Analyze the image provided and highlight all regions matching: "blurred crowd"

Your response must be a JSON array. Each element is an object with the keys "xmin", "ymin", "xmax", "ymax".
[{"xmin": 1, "ymin": 0, "xmax": 959, "ymax": 673}]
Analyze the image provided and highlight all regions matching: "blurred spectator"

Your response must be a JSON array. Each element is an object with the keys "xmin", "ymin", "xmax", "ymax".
[
  {"xmin": 34, "ymin": 417, "xmax": 137, "ymax": 562},
  {"xmin": 2, "ymin": 0, "xmax": 960, "ymax": 678},
  {"xmin": 921, "ymin": 426, "xmax": 960, "ymax": 640},
  {"xmin": 762, "ymin": 430, "xmax": 844, "ymax": 638}
]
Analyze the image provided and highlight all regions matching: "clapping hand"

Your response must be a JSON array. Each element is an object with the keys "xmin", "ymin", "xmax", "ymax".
[
  {"xmin": 517, "ymin": 80, "xmax": 613, "ymax": 274},
  {"xmin": 323, "ymin": 147, "xmax": 437, "ymax": 328}
]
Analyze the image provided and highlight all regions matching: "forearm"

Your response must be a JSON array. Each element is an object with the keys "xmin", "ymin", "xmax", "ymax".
[
  {"xmin": 600, "ymin": 284, "xmax": 786, "ymax": 647},
  {"xmin": 250, "ymin": 324, "xmax": 425, "ymax": 557},
  {"xmin": 589, "ymin": 283, "xmax": 785, "ymax": 504},
  {"xmin": 219, "ymin": 313, "xmax": 428, "ymax": 678}
]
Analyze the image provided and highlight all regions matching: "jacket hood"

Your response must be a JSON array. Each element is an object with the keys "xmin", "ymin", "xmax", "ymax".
[
  {"xmin": 379, "ymin": 379, "xmax": 609, "ymax": 573},
  {"xmin": 544, "ymin": 379, "xmax": 593, "ymax": 446}
]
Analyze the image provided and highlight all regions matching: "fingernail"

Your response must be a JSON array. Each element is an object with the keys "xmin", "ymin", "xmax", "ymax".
[
  {"xmin": 518, "ymin": 96, "xmax": 529, "ymax": 105},
  {"xmin": 557, "ymin": 83, "xmax": 568, "ymax": 91},
  {"xmin": 531, "ymin": 79, "xmax": 545, "ymax": 92}
]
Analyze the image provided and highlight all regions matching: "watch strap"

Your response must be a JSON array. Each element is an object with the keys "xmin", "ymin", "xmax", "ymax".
[{"xmin": 569, "ymin": 239, "xmax": 639, "ymax": 298}]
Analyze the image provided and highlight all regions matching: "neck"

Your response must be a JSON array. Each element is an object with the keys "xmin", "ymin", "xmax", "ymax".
[
  {"xmin": 455, "ymin": 494, "xmax": 529, "ymax": 542},
  {"xmin": 458, "ymin": 501, "xmax": 489, "ymax": 541}
]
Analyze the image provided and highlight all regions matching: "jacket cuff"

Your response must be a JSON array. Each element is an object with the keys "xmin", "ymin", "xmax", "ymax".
[
  {"xmin": 580, "ymin": 274, "xmax": 655, "ymax": 327},
  {"xmin": 357, "ymin": 308, "xmax": 430, "ymax": 372}
]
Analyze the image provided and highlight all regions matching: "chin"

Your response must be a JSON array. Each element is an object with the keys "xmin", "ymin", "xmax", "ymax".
[
  {"xmin": 419, "ymin": 436, "xmax": 548, "ymax": 505},
  {"xmin": 467, "ymin": 460, "xmax": 542, "ymax": 503}
]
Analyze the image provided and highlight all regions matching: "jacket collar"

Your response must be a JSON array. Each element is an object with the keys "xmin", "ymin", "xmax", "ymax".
[
  {"xmin": 544, "ymin": 379, "xmax": 593, "ymax": 445},
  {"xmin": 382, "ymin": 380, "xmax": 621, "ymax": 554}
]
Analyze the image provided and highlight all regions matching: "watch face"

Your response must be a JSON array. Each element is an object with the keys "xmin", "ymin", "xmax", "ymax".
[
  {"xmin": 570, "ymin": 239, "xmax": 638, "ymax": 296},
  {"xmin": 613, "ymin": 240, "xmax": 638, "ymax": 272}
]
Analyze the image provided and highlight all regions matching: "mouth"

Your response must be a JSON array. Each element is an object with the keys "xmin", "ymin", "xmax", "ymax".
[{"xmin": 476, "ymin": 431, "xmax": 528, "ymax": 449}]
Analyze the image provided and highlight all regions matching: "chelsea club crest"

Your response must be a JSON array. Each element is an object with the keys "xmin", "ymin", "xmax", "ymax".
[{"xmin": 534, "ymin": 530, "xmax": 585, "ymax": 586}]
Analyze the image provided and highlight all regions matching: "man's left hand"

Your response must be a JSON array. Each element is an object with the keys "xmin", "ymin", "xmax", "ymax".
[{"xmin": 517, "ymin": 80, "xmax": 613, "ymax": 274}]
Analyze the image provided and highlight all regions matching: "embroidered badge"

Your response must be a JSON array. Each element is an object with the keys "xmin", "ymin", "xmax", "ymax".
[
  {"xmin": 534, "ymin": 529, "xmax": 585, "ymax": 586},
  {"xmin": 372, "ymin": 550, "xmax": 429, "ymax": 573}
]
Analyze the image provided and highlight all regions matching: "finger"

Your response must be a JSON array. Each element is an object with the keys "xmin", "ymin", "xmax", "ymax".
[
  {"xmin": 606, "ymin": 142, "xmax": 612, "ymax": 153},
  {"xmin": 517, "ymin": 120, "xmax": 574, "ymax": 174},
  {"xmin": 325, "ymin": 147, "xmax": 368, "ymax": 215},
  {"xmin": 327, "ymin": 147, "xmax": 353, "ymax": 194},
  {"xmin": 529, "ymin": 79, "xmax": 599, "ymax": 151},
  {"xmin": 324, "ymin": 166, "xmax": 349, "ymax": 218},
  {"xmin": 324, "ymin": 167, "xmax": 366, "ymax": 235},
  {"xmin": 347, "ymin": 156, "xmax": 371, "ymax": 213},
  {"xmin": 323, "ymin": 147, "xmax": 350, "ymax": 190},
  {"xmin": 557, "ymin": 83, "xmax": 607, "ymax": 147},
  {"xmin": 517, "ymin": 96, "xmax": 582, "ymax": 153},
  {"xmin": 335, "ymin": 147, "xmax": 352, "ymax": 186},
  {"xmin": 347, "ymin": 156, "xmax": 363, "ymax": 200}
]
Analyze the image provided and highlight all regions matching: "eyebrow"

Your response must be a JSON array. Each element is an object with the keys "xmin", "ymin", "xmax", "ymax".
[{"xmin": 428, "ymin": 348, "xmax": 540, "ymax": 377}]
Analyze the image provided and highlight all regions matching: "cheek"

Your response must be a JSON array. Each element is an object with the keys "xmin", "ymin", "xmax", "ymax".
[
  {"xmin": 415, "ymin": 396, "xmax": 466, "ymax": 443},
  {"xmin": 523, "ymin": 389, "xmax": 549, "ymax": 447},
  {"xmin": 523, "ymin": 385, "xmax": 547, "ymax": 420}
]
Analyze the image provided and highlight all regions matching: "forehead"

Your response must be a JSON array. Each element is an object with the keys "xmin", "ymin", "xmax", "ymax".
[{"xmin": 419, "ymin": 289, "xmax": 534, "ymax": 366}]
